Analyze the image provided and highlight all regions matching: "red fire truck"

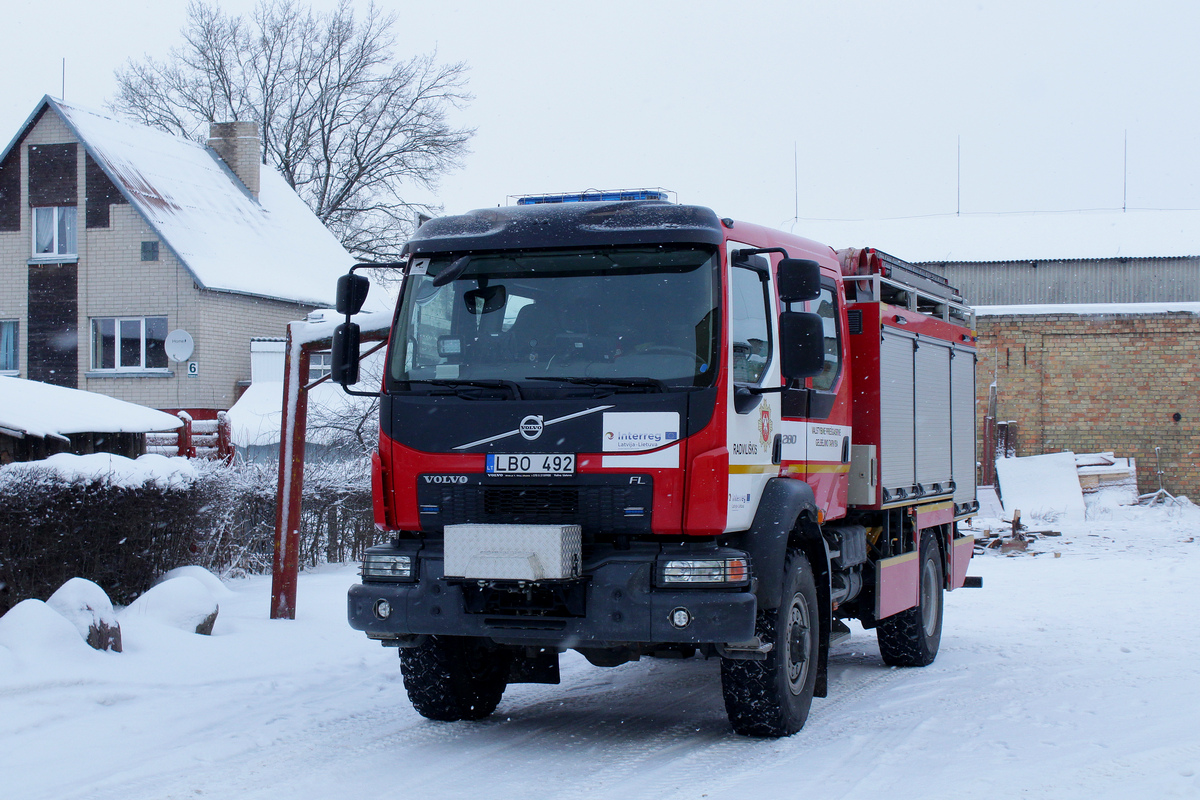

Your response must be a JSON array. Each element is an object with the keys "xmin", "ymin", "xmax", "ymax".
[{"xmin": 333, "ymin": 190, "xmax": 979, "ymax": 737}]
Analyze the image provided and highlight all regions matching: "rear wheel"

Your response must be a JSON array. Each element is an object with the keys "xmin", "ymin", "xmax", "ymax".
[
  {"xmin": 877, "ymin": 530, "xmax": 943, "ymax": 667},
  {"xmin": 721, "ymin": 550, "xmax": 820, "ymax": 737},
  {"xmin": 400, "ymin": 636, "xmax": 511, "ymax": 721}
]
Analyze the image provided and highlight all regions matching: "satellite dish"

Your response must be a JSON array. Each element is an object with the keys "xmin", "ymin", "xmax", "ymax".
[{"xmin": 165, "ymin": 329, "xmax": 195, "ymax": 362}]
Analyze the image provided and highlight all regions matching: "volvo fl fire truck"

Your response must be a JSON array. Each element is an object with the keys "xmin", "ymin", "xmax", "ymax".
[{"xmin": 333, "ymin": 191, "xmax": 980, "ymax": 737}]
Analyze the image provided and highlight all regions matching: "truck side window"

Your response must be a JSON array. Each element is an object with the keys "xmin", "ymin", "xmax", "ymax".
[
  {"xmin": 810, "ymin": 284, "xmax": 841, "ymax": 392},
  {"xmin": 731, "ymin": 265, "xmax": 771, "ymax": 384}
]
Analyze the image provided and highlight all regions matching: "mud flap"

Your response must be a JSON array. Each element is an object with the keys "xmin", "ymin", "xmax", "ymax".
[
  {"xmin": 948, "ymin": 534, "xmax": 975, "ymax": 590},
  {"xmin": 875, "ymin": 551, "xmax": 920, "ymax": 620},
  {"xmin": 508, "ymin": 647, "xmax": 560, "ymax": 684}
]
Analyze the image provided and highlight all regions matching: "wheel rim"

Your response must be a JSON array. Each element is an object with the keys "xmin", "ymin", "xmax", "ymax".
[
  {"xmin": 920, "ymin": 556, "xmax": 941, "ymax": 637},
  {"xmin": 785, "ymin": 594, "xmax": 812, "ymax": 695}
]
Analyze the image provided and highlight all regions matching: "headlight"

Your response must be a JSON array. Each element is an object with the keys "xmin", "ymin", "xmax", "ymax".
[
  {"xmin": 361, "ymin": 553, "xmax": 414, "ymax": 582},
  {"xmin": 658, "ymin": 557, "xmax": 749, "ymax": 586}
]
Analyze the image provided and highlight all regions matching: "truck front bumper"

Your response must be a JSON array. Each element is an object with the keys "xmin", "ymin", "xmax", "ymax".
[{"xmin": 348, "ymin": 547, "xmax": 757, "ymax": 647}]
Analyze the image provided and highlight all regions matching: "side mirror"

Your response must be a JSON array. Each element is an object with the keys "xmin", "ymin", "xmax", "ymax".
[
  {"xmin": 330, "ymin": 322, "xmax": 361, "ymax": 385},
  {"xmin": 336, "ymin": 273, "xmax": 371, "ymax": 315},
  {"xmin": 779, "ymin": 311, "xmax": 825, "ymax": 379},
  {"xmin": 777, "ymin": 259, "xmax": 821, "ymax": 304}
]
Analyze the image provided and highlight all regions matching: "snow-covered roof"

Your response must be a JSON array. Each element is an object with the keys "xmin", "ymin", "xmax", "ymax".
[
  {"xmin": 976, "ymin": 301, "xmax": 1200, "ymax": 317},
  {"xmin": 794, "ymin": 209, "xmax": 1200, "ymax": 264},
  {"xmin": 0, "ymin": 376, "xmax": 182, "ymax": 441},
  {"xmin": 2, "ymin": 97, "xmax": 353, "ymax": 306},
  {"xmin": 226, "ymin": 380, "xmax": 374, "ymax": 448}
]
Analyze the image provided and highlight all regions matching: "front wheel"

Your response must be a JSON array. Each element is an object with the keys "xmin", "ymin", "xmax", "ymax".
[
  {"xmin": 877, "ymin": 530, "xmax": 944, "ymax": 667},
  {"xmin": 399, "ymin": 636, "xmax": 511, "ymax": 721},
  {"xmin": 721, "ymin": 550, "xmax": 820, "ymax": 737}
]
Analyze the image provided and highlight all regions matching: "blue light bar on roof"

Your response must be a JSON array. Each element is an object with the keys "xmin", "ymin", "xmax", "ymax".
[{"xmin": 514, "ymin": 188, "xmax": 672, "ymax": 205}]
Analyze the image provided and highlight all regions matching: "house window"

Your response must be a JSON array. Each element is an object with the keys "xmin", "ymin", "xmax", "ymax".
[
  {"xmin": 309, "ymin": 350, "xmax": 332, "ymax": 382},
  {"xmin": 0, "ymin": 320, "xmax": 17, "ymax": 373},
  {"xmin": 32, "ymin": 206, "xmax": 77, "ymax": 257},
  {"xmin": 91, "ymin": 316, "xmax": 168, "ymax": 370},
  {"xmin": 142, "ymin": 241, "xmax": 159, "ymax": 261}
]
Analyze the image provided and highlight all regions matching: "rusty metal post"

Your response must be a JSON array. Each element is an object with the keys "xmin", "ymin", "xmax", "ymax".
[
  {"xmin": 271, "ymin": 323, "xmax": 311, "ymax": 620},
  {"xmin": 216, "ymin": 411, "xmax": 235, "ymax": 465},
  {"xmin": 176, "ymin": 411, "xmax": 194, "ymax": 458},
  {"xmin": 981, "ymin": 414, "xmax": 996, "ymax": 486}
]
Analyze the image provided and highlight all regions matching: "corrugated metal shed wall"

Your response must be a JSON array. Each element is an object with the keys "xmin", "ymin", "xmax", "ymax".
[{"xmin": 918, "ymin": 256, "xmax": 1200, "ymax": 305}]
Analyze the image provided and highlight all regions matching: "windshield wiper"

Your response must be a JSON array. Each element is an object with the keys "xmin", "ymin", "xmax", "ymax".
[
  {"xmin": 409, "ymin": 378, "xmax": 524, "ymax": 399},
  {"xmin": 525, "ymin": 376, "xmax": 666, "ymax": 393}
]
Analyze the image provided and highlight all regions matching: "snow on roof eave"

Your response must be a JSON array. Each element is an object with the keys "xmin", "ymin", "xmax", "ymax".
[
  {"xmin": 0, "ymin": 97, "xmax": 53, "ymax": 167},
  {"xmin": 918, "ymin": 253, "xmax": 1200, "ymax": 266},
  {"xmin": 195, "ymin": 282, "xmax": 333, "ymax": 309},
  {"xmin": 975, "ymin": 301, "xmax": 1200, "ymax": 317}
]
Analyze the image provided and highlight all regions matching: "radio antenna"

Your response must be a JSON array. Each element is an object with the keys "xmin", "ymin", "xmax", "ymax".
[{"xmin": 793, "ymin": 141, "xmax": 799, "ymax": 222}]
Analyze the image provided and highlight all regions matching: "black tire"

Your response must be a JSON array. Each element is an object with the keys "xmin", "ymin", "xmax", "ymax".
[
  {"xmin": 721, "ymin": 550, "xmax": 820, "ymax": 737},
  {"xmin": 399, "ymin": 636, "xmax": 511, "ymax": 721},
  {"xmin": 877, "ymin": 530, "xmax": 943, "ymax": 667}
]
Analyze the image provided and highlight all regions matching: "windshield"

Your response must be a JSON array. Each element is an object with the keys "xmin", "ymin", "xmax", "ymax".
[{"xmin": 388, "ymin": 246, "xmax": 719, "ymax": 392}]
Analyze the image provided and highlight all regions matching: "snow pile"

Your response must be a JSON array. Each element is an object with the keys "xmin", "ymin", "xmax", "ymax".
[
  {"xmin": 0, "ymin": 599, "xmax": 102, "ymax": 669},
  {"xmin": 46, "ymin": 578, "xmax": 122, "ymax": 652},
  {"xmin": 0, "ymin": 452, "xmax": 197, "ymax": 489},
  {"xmin": 0, "ymin": 375, "xmax": 181, "ymax": 440},
  {"xmin": 995, "ymin": 452, "xmax": 1087, "ymax": 521},
  {"xmin": 121, "ymin": 576, "xmax": 219, "ymax": 636},
  {"xmin": 158, "ymin": 566, "xmax": 235, "ymax": 600}
]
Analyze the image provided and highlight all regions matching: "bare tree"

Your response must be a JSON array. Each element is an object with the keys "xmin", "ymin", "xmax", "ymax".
[{"xmin": 111, "ymin": 0, "xmax": 472, "ymax": 259}]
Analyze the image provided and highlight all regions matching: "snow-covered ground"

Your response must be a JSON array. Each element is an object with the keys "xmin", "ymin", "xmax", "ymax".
[{"xmin": 2, "ymin": 500, "xmax": 1198, "ymax": 800}]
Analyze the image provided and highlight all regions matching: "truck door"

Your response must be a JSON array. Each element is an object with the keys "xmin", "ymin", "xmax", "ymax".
[{"xmin": 725, "ymin": 248, "xmax": 781, "ymax": 532}]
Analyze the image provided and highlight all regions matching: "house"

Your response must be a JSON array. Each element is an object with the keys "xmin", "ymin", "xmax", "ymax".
[
  {"xmin": 0, "ymin": 96, "xmax": 354, "ymax": 419},
  {"xmin": 800, "ymin": 211, "xmax": 1200, "ymax": 499}
]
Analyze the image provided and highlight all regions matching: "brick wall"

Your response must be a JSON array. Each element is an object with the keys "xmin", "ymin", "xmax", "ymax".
[{"xmin": 976, "ymin": 312, "xmax": 1200, "ymax": 498}]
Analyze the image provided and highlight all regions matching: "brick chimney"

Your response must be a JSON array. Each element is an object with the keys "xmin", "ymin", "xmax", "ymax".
[{"xmin": 207, "ymin": 121, "xmax": 261, "ymax": 198}]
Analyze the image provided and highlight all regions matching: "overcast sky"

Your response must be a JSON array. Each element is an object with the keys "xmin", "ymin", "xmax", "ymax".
[{"xmin": 3, "ymin": 1, "xmax": 1198, "ymax": 230}]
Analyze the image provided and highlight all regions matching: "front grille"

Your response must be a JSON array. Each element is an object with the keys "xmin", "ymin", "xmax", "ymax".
[
  {"xmin": 484, "ymin": 487, "xmax": 578, "ymax": 518},
  {"xmin": 418, "ymin": 478, "xmax": 652, "ymax": 535}
]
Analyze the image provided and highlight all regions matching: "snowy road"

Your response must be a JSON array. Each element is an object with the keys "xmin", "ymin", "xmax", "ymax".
[{"xmin": 3, "ymin": 503, "xmax": 1199, "ymax": 800}]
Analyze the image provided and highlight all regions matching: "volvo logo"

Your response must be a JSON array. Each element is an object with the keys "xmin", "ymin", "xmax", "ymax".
[
  {"xmin": 519, "ymin": 415, "xmax": 544, "ymax": 440},
  {"xmin": 423, "ymin": 475, "xmax": 468, "ymax": 484}
]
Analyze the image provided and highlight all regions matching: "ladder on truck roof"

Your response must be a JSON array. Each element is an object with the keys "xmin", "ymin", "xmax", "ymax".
[{"xmin": 841, "ymin": 248, "xmax": 974, "ymax": 328}]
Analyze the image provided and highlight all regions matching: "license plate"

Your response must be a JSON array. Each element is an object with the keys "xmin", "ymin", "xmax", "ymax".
[{"xmin": 486, "ymin": 453, "xmax": 575, "ymax": 477}]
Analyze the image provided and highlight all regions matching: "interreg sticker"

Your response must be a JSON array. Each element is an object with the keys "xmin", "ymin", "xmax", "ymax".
[
  {"xmin": 409, "ymin": 257, "xmax": 430, "ymax": 276},
  {"xmin": 602, "ymin": 412, "xmax": 680, "ymax": 452}
]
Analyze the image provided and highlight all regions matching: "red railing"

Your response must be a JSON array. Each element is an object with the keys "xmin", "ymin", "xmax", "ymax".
[{"xmin": 145, "ymin": 411, "xmax": 235, "ymax": 464}]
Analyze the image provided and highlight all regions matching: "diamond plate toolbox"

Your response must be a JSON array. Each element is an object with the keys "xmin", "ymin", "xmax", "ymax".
[{"xmin": 443, "ymin": 524, "xmax": 582, "ymax": 581}]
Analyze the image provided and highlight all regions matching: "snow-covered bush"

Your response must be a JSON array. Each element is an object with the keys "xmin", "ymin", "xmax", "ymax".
[
  {"xmin": 0, "ymin": 455, "xmax": 379, "ymax": 613},
  {"xmin": 0, "ymin": 458, "xmax": 207, "ymax": 613},
  {"xmin": 189, "ymin": 456, "xmax": 378, "ymax": 579}
]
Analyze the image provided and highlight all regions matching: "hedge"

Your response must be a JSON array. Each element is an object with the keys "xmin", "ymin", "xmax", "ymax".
[{"xmin": 0, "ymin": 458, "xmax": 381, "ymax": 614}]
